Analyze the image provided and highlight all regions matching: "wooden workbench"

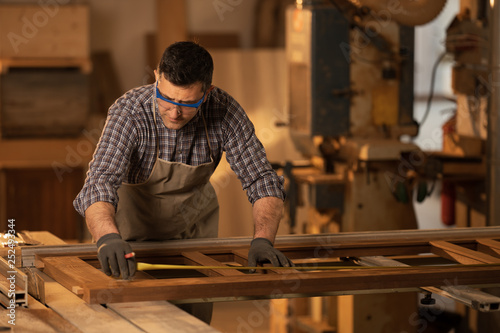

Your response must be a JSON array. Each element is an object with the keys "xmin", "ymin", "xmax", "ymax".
[
  {"xmin": 3, "ymin": 228, "xmax": 500, "ymax": 332},
  {"xmin": 0, "ymin": 231, "xmax": 219, "ymax": 333}
]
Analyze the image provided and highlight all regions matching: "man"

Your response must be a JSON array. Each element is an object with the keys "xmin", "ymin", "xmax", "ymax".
[{"xmin": 74, "ymin": 41, "xmax": 292, "ymax": 323}]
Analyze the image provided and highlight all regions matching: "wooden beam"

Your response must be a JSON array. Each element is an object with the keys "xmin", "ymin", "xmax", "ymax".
[
  {"xmin": 182, "ymin": 251, "xmax": 245, "ymax": 277},
  {"xmin": 79, "ymin": 265, "xmax": 500, "ymax": 304},
  {"xmin": 21, "ymin": 231, "xmax": 67, "ymax": 246},
  {"xmin": 0, "ymin": 308, "xmax": 82, "ymax": 333},
  {"xmin": 430, "ymin": 240, "xmax": 500, "ymax": 264},
  {"xmin": 477, "ymin": 238, "xmax": 500, "ymax": 258},
  {"xmin": 156, "ymin": 0, "xmax": 187, "ymax": 63},
  {"xmin": 0, "ymin": 58, "xmax": 92, "ymax": 74},
  {"xmin": 27, "ymin": 294, "xmax": 48, "ymax": 310},
  {"xmin": 35, "ymin": 231, "xmax": 500, "ymax": 306},
  {"xmin": 41, "ymin": 256, "xmax": 112, "ymax": 296},
  {"xmin": 26, "ymin": 267, "xmax": 46, "ymax": 305},
  {"xmin": 40, "ymin": 271, "xmax": 144, "ymax": 333},
  {"xmin": 35, "ymin": 268, "xmax": 217, "ymax": 333},
  {"xmin": 0, "ymin": 137, "xmax": 94, "ymax": 168},
  {"xmin": 231, "ymin": 249, "xmax": 250, "ymax": 267},
  {"xmin": 107, "ymin": 301, "xmax": 220, "ymax": 333}
]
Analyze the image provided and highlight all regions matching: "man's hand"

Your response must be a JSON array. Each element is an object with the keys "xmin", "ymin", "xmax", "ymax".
[
  {"xmin": 96, "ymin": 233, "xmax": 136, "ymax": 279},
  {"xmin": 247, "ymin": 238, "xmax": 294, "ymax": 273}
]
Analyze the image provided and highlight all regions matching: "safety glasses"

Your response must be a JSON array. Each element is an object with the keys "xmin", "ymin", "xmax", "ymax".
[{"xmin": 155, "ymin": 82, "xmax": 205, "ymax": 109}]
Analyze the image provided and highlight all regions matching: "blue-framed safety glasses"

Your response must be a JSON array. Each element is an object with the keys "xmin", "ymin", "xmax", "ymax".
[{"xmin": 155, "ymin": 82, "xmax": 205, "ymax": 109}]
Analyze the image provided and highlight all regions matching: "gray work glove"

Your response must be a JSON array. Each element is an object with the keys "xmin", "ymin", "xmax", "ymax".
[
  {"xmin": 248, "ymin": 238, "xmax": 294, "ymax": 273},
  {"xmin": 96, "ymin": 233, "xmax": 136, "ymax": 280}
]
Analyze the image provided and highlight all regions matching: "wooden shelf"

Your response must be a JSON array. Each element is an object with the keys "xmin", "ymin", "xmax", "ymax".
[
  {"xmin": 0, "ymin": 136, "xmax": 95, "ymax": 169},
  {"xmin": 0, "ymin": 57, "xmax": 92, "ymax": 74},
  {"xmin": 0, "ymin": 137, "xmax": 97, "ymax": 240}
]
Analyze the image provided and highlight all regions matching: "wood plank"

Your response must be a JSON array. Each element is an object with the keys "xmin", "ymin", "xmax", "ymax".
[
  {"xmin": 27, "ymin": 294, "xmax": 47, "ymax": 310},
  {"xmin": 34, "ymin": 229, "xmax": 500, "ymax": 307},
  {"xmin": 0, "ymin": 279, "xmax": 26, "ymax": 307},
  {"xmin": 477, "ymin": 238, "xmax": 500, "ymax": 258},
  {"xmin": 0, "ymin": 257, "xmax": 28, "ymax": 306},
  {"xmin": 22, "ymin": 231, "xmax": 67, "ymax": 245},
  {"xmin": 26, "ymin": 267, "xmax": 46, "ymax": 304},
  {"xmin": 30, "ymin": 269, "xmax": 216, "ymax": 332},
  {"xmin": 430, "ymin": 240, "xmax": 500, "ymax": 264},
  {"xmin": 0, "ymin": 5, "xmax": 89, "ymax": 59},
  {"xmin": 107, "ymin": 301, "xmax": 220, "ymax": 333},
  {"xmin": 0, "ymin": 58, "xmax": 92, "ymax": 74},
  {"xmin": 39, "ymin": 271, "xmax": 143, "ymax": 333},
  {"xmin": 41, "ymin": 256, "xmax": 114, "ymax": 296},
  {"xmin": 0, "ymin": 308, "xmax": 82, "ymax": 333},
  {"xmin": 182, "ymin": 251, "xmax": 245, "ymax": 276},
  {"xmin": 232, "ymin": 249, "xmax": 249, "ymax": 267},
  {"xmin": 0, "ymin": 257, "xmax": 27, "ymax": 292},
  {"xmin": 0, "ymin": 137, "xmax": 94, "ymax": 168},
  {"xmin": 1, "ymin": 69, "xmax": 89, "ymax": 138},
  {"xmin": 156, "ymin": 0, "xmax": 187, "ymax": 62},
  {"xmin": 477, "ymin": 238, "xmax": 500, "ymax": 249},
  {"xmin": 81, "ymin": 264, "xmax": 500, "ymax": 304}
]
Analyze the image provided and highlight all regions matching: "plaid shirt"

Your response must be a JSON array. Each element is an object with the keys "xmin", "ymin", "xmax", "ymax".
[{"xmin": 74, "ymin": 84, "xmax": 285, "ymax": 216}]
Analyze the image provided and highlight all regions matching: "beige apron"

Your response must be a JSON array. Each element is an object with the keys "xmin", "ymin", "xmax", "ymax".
[{"xmin": 115, "ymin": 96, "xmax": 219, "ymax": 242}]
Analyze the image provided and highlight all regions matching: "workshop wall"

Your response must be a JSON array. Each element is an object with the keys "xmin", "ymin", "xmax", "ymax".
[
  {"xmin": 211, "ymin": 49, "xmax": 303, "ymax": 237},
  {"xmin": 88, "ymin": 0, "xmax": 156, "ymax": 93},
  {"xmin": 187, "ymin": 0, "xmax": 259, "ymax": 49},
  {"xmin": 87, "ymin": 0, "xmax": 262, "ymax": 93}
]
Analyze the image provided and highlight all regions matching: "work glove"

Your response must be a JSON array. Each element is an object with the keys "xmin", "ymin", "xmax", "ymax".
[
  {"xmin": 96, "ymin": 233, "xmax": 136, "ymax": 280},
  {"xmin": 248, "ymin": 238, "xmax": 294, "ymax": 273}
]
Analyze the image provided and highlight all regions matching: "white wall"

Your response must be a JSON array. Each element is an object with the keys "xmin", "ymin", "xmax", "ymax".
[
  {"xmin": 413, "ymin": 1, "xmax": 460, "ymax": 229},
  {"xmin": 414, "ymin": 1, "xmax": 460, "ymax": 98}
]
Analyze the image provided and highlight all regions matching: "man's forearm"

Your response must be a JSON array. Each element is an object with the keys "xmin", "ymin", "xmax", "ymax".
[
  {"xmin": 252, "ymin": 196, "xmax": 284, "ymax": 244},
  {"xmin": 85, "ymin": 201, "xmax": 120, "ymax": 241}
]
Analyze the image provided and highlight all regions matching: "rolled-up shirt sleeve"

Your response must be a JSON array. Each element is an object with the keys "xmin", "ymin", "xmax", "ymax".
[
  {"xmin": 222, "ymin": 98, "xmax": 285, "ymax": 204},
  {"xmin": 73, "ymin": 113, "xmax": 137, "ymax": 216}
]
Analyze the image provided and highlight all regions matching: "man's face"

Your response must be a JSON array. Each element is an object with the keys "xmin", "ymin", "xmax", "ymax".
[{"xmin": 155, "ymin": 72, "xmax": 205, "ymax": 130}]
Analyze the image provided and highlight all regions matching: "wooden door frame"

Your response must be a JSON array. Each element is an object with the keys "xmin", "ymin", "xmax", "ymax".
[{"xmin": 36, "ymin": 227, "xmax": 500, "ymax": 304}]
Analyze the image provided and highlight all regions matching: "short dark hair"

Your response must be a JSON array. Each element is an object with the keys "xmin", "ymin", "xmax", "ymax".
[{"xmin": 158, "ymin": 41, "xmax": 213, "ymax": 92}]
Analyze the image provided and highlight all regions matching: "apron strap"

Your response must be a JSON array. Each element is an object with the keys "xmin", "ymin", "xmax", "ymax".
[
  {"xmin": 200, "ymin": 111, "xmax": 214, "ymax": 161},
  {"xmin": 152, "ymin": 86, "xmax": 160, "ymax": 157}
]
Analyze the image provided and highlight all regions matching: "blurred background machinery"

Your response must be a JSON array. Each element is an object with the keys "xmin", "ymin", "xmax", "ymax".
[
  {"xmin": 283, "ymin": 0, "xmax": 449, "ymax": 238},
  {"xmin": 274, "ymin": 0, "xmax": 500, "ymax": 332}
]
